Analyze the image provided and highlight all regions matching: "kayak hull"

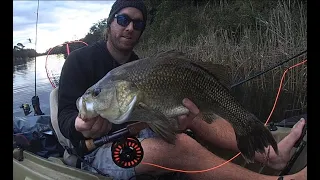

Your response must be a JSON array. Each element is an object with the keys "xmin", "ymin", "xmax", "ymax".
[
  {"xmin": 13, "ymin": 121, "xmax": 307, "ymax": 180},
  {"xmin": 13, "ymin": 150, "xmax": 111, "ymax": 180}
]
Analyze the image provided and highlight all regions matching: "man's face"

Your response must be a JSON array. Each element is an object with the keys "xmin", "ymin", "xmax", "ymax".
[{"xmin": 108, "ymin": 7, "xmax": 144, "ymax": 52}]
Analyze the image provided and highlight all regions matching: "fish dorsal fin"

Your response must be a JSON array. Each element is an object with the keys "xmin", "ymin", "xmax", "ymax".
[
  {"xmin": 153, "ymin": 51, "xmax": 233, "ymax": 88},
  {"xmin": 153, "ymin": 49, "xmax": 190, "ymax": 60},
  {"xmin": 193, "ymin": 62, "xmax": 232, "ymax": 89}
]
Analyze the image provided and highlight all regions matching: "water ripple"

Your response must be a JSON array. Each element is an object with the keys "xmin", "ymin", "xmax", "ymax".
[{"xmin": 13, "ymin": 55, "xmax": 64, "ymax": 119}]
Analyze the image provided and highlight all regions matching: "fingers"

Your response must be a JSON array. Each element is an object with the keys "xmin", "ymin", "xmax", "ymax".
[
  {"xmin": 91, "ymin": 117, "xmax": 112, "ymax": 138},
  {"xmin": 98, "ymin": 119, "xmax": 108, "ymax": 136},
  {"xmin": 75, "ymin": 116, "xmax": 112, "ymax": 139},
  {"xmin": 98, "ymin": 118, "xmax": 113, "ymax": 136},
  {"xmin": 75, "ymin": 116, "xmax": 96, "ymax": 132},
  {"xmin": 177, "ymin": 115, "xmax": 187, "ymax": 121},
  {"xmin": 293, "ymin": 118, "xmax": 306, "ymax": 129},
  {"xmin": 90, "ymin": 117, "xmax": 104, "ymax": 135},
  {"xmin": 182, "ymin": 98, "xmax": 199, "ymax": 118},
  {"xmin": 177, "ymin": 98, "xmax": 200, "ymax": 131},
  {"xmin": 105, "ymin": 119, "xmax": 113, "ymax": 133}
]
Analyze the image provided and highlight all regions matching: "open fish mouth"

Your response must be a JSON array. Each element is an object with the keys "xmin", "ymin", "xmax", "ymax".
[
  {"xmin": 77, "ymin": 96, "xmax": 98, "ymax": 119},
  {"xmin": 112, "ymin": 95, "xmax": 137, "ymax": 124},
  {"xmin": 78, "ymin": 97, "xmax": 94, "ymax": 112}
]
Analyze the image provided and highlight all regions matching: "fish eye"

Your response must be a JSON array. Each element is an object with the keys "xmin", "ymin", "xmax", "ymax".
[{"xmin": 92, "ymin": 88, "xmax": 101, "ymax": 97}]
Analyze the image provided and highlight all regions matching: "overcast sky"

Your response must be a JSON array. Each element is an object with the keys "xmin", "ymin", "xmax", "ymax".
[{"xmin": 13, "ymin": 1, "xmax": 115, "ymax": 53}]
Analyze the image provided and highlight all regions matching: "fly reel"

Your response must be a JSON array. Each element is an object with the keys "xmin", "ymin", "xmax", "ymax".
[{"xmin": 111, "ymin": 136, "xmax": 144, "ymax": 168}]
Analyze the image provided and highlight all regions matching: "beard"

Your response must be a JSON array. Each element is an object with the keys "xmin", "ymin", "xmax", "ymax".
[{"xmin": 108, "ymin": 30, "xmax": 140, "ymax": 52}]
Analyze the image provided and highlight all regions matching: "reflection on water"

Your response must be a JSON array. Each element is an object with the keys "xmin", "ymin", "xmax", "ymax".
[
  {"xmin": 13, "ymin": 55, "xmax": 65, "ymax": 120},
  {"xmin": 14, "ymin": 63, "xmax": 28, "ymax": 72},
  {"xmin": 13, "ymin": 57, "xmax": 34, "ymax": 68}
]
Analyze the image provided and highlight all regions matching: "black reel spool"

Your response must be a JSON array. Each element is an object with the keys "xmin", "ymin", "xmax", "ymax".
[{"xmin": 111, "ymin": 136, "xmax": 144, "ymax": 168}]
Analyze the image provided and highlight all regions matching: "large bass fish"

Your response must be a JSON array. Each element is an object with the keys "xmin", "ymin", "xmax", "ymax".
[{"xmin": 77, "ymin": 50, "xmax": 278, "ymax": 163}]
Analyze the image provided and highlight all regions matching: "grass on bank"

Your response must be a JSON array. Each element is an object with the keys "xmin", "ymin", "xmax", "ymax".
[{"xmin": 135, "ymin": 0, "xmax": 307, "ymax": 123}]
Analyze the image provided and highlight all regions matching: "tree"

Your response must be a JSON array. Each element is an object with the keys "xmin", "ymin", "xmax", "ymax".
[
  {"xmin": 80, "ymin": 18, "xmax": 108, "ymax": 45},
  {"xmin": 16, "ymin": 43, "xmax": 25, "ymax": 49}
]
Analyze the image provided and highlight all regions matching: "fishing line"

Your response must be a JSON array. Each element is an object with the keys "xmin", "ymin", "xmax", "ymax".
[
  {"xmin": 28, "ymin": 0, "xmax": 45, "ymax": 116},
  {"xmin": 34, "ymin": 0, "xmax": 39, "ymax": 97},
  {"xmin": 139, "ymin": 58, "xmax": 307, "ymax": 173},
  {"xmin": 231, "ymin": 50, "xmax": 307, "ymax": 88}
]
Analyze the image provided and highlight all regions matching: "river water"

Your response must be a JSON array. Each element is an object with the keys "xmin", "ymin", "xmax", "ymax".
[{"xmin": 13, "ymin": 55, "xmax": 65, "ymax": 120}]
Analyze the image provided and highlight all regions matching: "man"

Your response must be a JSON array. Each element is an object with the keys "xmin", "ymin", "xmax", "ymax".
[{"xmin": 58, "ymin": 0, "xmax": 307, "ymax": 179}]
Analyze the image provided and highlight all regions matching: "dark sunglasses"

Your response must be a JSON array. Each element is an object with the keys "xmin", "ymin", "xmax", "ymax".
[{"xmin": 114, "ymin": 14, "xmax": 145, "ymax": 31}]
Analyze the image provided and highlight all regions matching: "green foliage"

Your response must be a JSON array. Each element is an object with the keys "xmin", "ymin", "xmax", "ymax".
[
  {"xmin": 135, "ymin": 0, "xmax": 307, "ymax": 121},
  {"xmin": 13, "ymin": 48, "xmax": 37, "ymax": 58},
  {"xmin": 80, "ymin": 18, "xmax": 108, "ymax": 45},
  {"xmin": 13, "ymin": 42, "xmax": 38, "ymax": 65},
  {"xmin": 36, "ymin": 0, "xmax": 307, "ymax": 120},
  {"xmin": 139, "ymin": 0, "xmax": 285, "ymax": 48},
  {"xmin": 13, "ymin": 42, "xmax": 39, "ymax": 63}
]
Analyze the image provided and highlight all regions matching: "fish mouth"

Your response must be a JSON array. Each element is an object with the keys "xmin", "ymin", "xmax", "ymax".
[
  {"xmin": 78, "ymin": 97, "xmax": 94, "ymax": 112},
  {"xmin": 77, "ymin": 97, "xmax": 97, "ymax": 119},
  {"xmin": 113, "ymin": 95, "xmax": 137, "ymax": 124}
]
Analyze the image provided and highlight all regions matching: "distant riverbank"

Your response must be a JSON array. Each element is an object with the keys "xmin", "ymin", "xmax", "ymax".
[{"xmin": 13, "ymin": 57, "xmax": 34, "ymax": 67}]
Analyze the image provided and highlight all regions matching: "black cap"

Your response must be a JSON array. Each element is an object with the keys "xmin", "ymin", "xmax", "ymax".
[{"xmin": 107, "ymin": 0, "xmax": 148, "ymax": 27}]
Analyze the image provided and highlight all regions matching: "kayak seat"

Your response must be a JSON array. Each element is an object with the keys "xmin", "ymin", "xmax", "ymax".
[{"xmin": 49, "ymin": 87, "xmax": 79, "ymax": 168}]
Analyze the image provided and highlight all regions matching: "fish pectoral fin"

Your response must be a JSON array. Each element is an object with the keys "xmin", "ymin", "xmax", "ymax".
[
  {"xmin": 148, "ymin": 120, "xmax": 177, "ymax": 144},
  {"xmin": 138, "ymin": 102, "xmax": 177, "ymax": 144},
  {"xmin": 201, "ymin": 112, "xmax": 220, "ymax": 124}
]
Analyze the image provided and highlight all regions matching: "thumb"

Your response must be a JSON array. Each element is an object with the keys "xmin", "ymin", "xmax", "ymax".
[
  {"xmin": 178, "ymin": 115, "xmax": 187, "ymax": 121},
  {"xmin": 75, "ymin": 116, "xmax": 96, "ymax": 132},
  {"xmin": 182, "ymin": 98, "xmax": 200, "ymax": 116}
]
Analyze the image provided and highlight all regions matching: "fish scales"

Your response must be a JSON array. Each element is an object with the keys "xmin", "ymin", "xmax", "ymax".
[
  {"xmin": 120, "ymin": 59, "xmax": 258, "ymax": 135},
  {"xmin": 77, "ymin": 50, "xmax": 279, "ymax": 163}
]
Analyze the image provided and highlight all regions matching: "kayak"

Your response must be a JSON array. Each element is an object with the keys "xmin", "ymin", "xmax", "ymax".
[
  {"xmin": 13, "ymin": 149, "xmax": 111, "ymax": 180},
  {"xmin": 13, "ymin": 113, "xmax": 307, "ymax": 180}
]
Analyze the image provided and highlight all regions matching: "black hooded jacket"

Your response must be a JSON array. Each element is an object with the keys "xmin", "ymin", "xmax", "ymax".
[{"xmin": 57, "ymin": 40, "xmax": 139, "ymax": 147}]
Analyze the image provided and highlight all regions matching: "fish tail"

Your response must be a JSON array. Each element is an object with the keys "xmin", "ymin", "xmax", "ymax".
[{"xmin": 234, "ymin": 115, "xmax": 279, "ymax": 163}]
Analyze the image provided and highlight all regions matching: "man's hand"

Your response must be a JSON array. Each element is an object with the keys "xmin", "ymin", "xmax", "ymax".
[
  {"xmin": 267, "ymin": 118, "xmax": 306, "ymax": 170},
  {"xmin": 177, "ymin": 98, "xmax": 200, "ymax": 131},
  {"xmin": 75, "ymin": 115, "xmax": 112, "ymax": 139}
]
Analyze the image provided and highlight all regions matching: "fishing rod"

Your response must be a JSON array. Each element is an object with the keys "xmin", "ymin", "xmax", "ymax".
[
  {"xmin": 231, "ymin": 49, "xmax": 307, "ymax": 88},
  {"xmin": 34, "ymin": 0, "xmax": 39, "ymax": 98},
  {"xmin": 21, "ymin": 0, "xmax": 44, "ymax": 116},
  {"xmin": 68, "ymin": 122, "xmax": 149, "ymax": 169},
  {"xmin": 31, "ymin": 0, "xmax": 44, "ymax": 116}
]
